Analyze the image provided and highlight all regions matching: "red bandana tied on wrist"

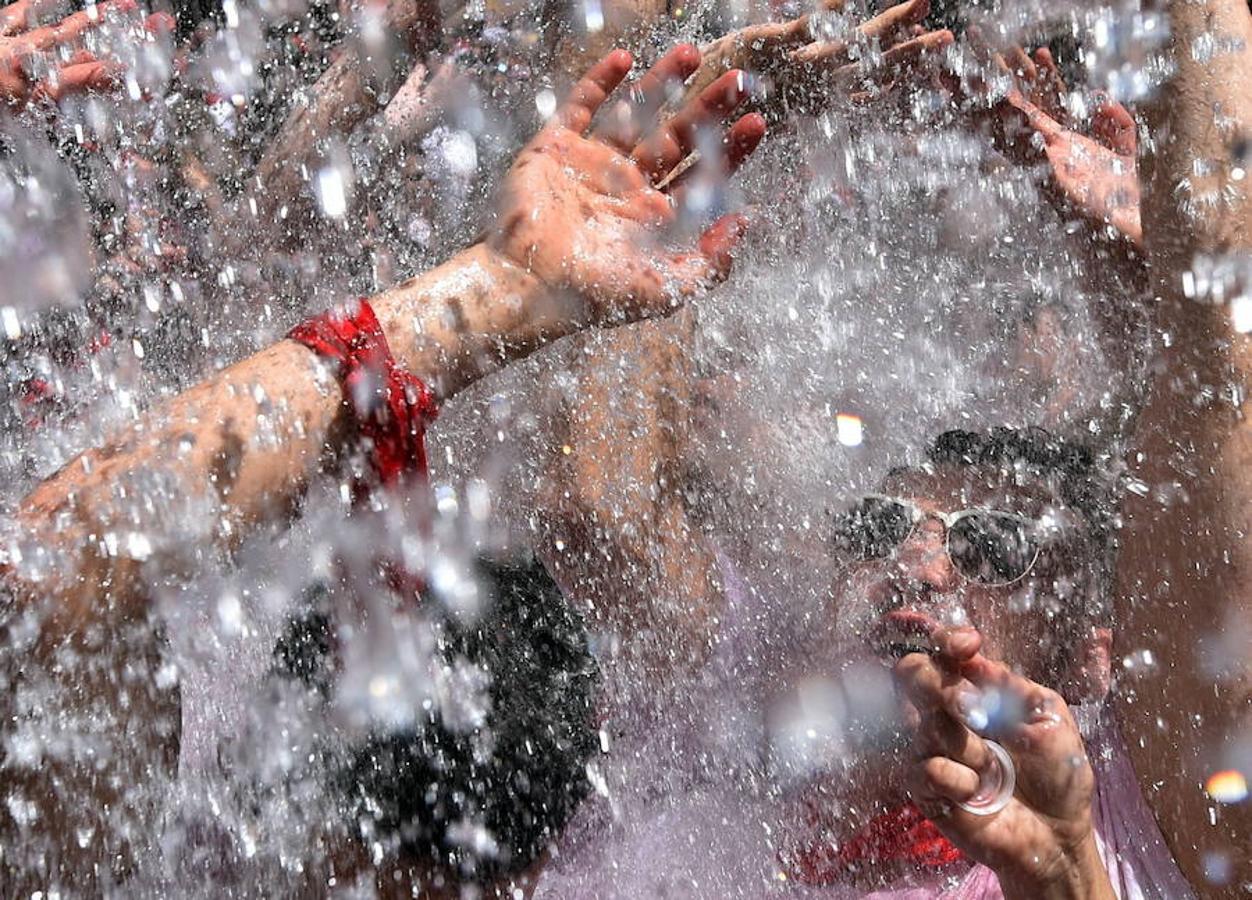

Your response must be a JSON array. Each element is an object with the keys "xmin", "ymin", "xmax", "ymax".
[
  {"xmin": 784, "ymin": 802, "xmax": 965, "ymax": 885},
  {"xmin": 289, "ymin": 298, "xmax": 439, "ymax": 488}
]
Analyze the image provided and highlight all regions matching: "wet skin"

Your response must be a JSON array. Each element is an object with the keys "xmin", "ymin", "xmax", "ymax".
[
  {"xmin": 807, "ymin": 463, "xmax": 1116, "ymax": 896},
  {"xmin": 835, "ymin": 463, "xmax": 1105, "ymax": 689}
]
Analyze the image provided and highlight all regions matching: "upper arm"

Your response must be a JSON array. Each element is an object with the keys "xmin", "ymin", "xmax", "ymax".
[{"xmin": 1114, "ymin": 380, "xmax": 1252, "ymax": 894}]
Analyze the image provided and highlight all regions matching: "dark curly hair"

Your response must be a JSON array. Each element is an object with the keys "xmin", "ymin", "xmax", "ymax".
[
  {"xmin": 270, "ymin": 554, "xmax": 600, "ymax": 883},
  {"xmin": 913, "ymin": 427, "xmax": 1117, "ymax": 589},
  {"xmin": 924, "ymin": 427, "xmax": 1109, "ymax": 527}
]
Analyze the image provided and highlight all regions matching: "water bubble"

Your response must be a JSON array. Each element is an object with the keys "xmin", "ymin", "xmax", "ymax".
[
  {"xmin": 1083, "ymin": 1, "xmax": 1172, "ymax": 103},
  {"xmin": 1120, "ymin": 648, "xmax": 1156, "ymax": 676},
  {"xmin": 0, "ymin": 127, "xmax": 94, "ymax": 314},
  {"xmin": 768, "ymin": 677, "xmax": 846, "ymax": 780},
  {"xmin": 535, "ymin": 89, "xmax": 557, "ymax": 120},
  {"xmin": 1202, "ymin": 850, "xmax": 1233, "ymax": 885},
  {"xmin": 217, "ymin": 592, "xmax": 244, "ymax": 635},
  {"xmin": 835, "ymin": 413, "xmax": 863, "ymax": 447},
  {"xmin": 5, "ymin": 793, "xmax": 38, "ymax": 826},
  {"xmin": 583, "ymin": 0, "xmax": 604, "ymax": 33},
  {"xmin": 1231, "ymin": 295, "xmax": 1252, "ymax": 332},
  {"xmin": 316, "ymin": 165, "xmax": 350, "ymax": 219},
  {"xmin": 439, "ymin": 131, "xmax": 479, "ymax": 180}
]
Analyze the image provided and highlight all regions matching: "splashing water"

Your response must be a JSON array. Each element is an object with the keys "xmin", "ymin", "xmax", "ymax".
[
  {"xmin": 0, "ymin": 0, "xmax": 1248, "ymax": 895},
  {"xmin": 0, "ymin": 126, "xmax": 94, "ymax": 316}
]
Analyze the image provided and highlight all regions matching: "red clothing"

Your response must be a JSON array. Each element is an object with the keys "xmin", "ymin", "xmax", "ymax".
[{"xmin": 288, "ymin": 298, "xmax": 438, "ymax": 488}]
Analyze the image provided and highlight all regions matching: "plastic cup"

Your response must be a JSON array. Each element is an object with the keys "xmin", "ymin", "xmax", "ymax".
[{"xmin": 957, "ymin": 739, "xmax": 1016, "ymax": 816}]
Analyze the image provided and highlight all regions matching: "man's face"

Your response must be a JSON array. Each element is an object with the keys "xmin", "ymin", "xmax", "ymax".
[{"xmin": 827, "ymin": 462, "xmax": 1101, "ymax": 688}]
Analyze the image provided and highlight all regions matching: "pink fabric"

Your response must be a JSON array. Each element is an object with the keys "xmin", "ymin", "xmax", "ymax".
[
  {"xmin": 534, "ymin": 548, "xmax": 1194, "ymax": 899},
  {"xmin": 534, "ymin": 704, "xmax": 1193, "ymax": 899},
  {"xmin": 854, "ymin": 706, "xmax": 1195, "ymax": 899},
  {"xmin": 1085, "ymin": 707, "xmax": 1197, "ymax": 900}
]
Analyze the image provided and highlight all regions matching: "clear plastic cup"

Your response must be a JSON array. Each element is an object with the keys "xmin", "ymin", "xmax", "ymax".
[{"xmin": 957, "ymin": 739, "xmax": 1016, "ymax": 816}]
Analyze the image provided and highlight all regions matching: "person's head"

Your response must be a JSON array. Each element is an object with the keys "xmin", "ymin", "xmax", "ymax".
[
  {"xmin": 828, "ymin": 427, "xmax": 1115, "ymax": 701},
  {"xmin": 271, "ymin": 552, "xmax": 600, "ymax": 884}
]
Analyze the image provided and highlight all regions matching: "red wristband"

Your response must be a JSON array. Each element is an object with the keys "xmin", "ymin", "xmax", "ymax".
[{"xmin": 289, "ymin": 298, "xmax": 439, "ymax": 489}]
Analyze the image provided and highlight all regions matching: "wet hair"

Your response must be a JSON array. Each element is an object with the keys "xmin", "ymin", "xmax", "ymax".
[
  {"xmin": 914, "ymin": 427, "xmax": 1117, "ymax": 588},
  {"xmin": 270, "ymin": 554, "xmax": 599, "ymax": 882},
  {"xmin": 925, "ymin": 427, "xmax": 1107, "ymax": 525}
]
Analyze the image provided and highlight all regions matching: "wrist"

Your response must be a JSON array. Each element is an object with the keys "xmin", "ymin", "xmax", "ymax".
[
  {"xmin": 369, "ymin": 242, "xmax": 585, "ymax": 400},
  {"xmin": 1000, "ymin": 833, "xmax": 1114, "ymax": 900},
  {"xmin": 476, "ymin": 242, "xmax": 591, "ymax": 340}
]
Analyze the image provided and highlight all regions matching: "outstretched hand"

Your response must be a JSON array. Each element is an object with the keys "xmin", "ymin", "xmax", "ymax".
[
  {"xmin": 895, "ymin": 624, "xmax": 1114, "ymax": 897},
  {"xmin": 682, "ymin": 0, "xmax": 953, "ymax": 118},
  {"xmin": 0, "ymin": 0, "xmax": 171, "ymax": 108},
  {"xmin": 993, "ymin": 46, "xmax": 1141, "ymax": 246},
  {"xmin": 490, "ymin": 46, "xmax": 765, "ymax": 326}
]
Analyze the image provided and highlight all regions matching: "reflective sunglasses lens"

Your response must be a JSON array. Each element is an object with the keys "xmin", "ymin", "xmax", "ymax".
[
  {"xmin": 948, "ymin": 513, "xmax": 1038, "ymax": 585},
  {"xmin": 834, "ymin": 497, "xmax": 914, "ymax": 560}
]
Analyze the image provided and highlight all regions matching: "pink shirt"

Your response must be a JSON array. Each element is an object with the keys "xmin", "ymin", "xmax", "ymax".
[{"xmin": 534, "ymin": 552, "xmax": 1194, "ymax": 900}]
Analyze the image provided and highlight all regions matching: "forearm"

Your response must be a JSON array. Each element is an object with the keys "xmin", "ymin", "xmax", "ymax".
[
  {"xmin": 1141, "ymin": 0, "xmax": 1252, "ymax": 277},
  {"xmin": 7, "ymin": 339, "xmax": 340, "ymax": 639},
  {"xmin": 248, "ymin": 0, "xmax": 442, "ymax": 225},
  {"xmin": 1116, "ymin": 0, "xmax": 1252, "ymax": 889},
  {"xmin": 372, "ymin": 242, "xmax": 582, "ymax": 397},
  {"xmin": 5, "ymin": 242, "xmax": 567, "ymax": 643}
]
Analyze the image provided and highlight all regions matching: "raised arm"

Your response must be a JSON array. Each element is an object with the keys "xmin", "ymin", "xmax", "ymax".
[
  {"xmin": 1114, "ymin": 0, "xmax": 1252, "ymax": 890},
  {"xmin": 5, "ymin": 45, "xmax": 764, "ymax": 647},
  {"xmin": 0, "ymin": 46, "xmax": 764, "ymax": 891},
  {"xmin": 671, "ymin": 0, "xmax": 952, "ymax": 125},
  {"xmin": 245, "ymin": 0, "xmax": 444, "ymax": 229}
]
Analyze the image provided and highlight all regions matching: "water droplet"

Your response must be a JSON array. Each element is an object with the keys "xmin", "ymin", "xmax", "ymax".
[
  {"xmin": 835, "ymin": 413, "xmax": 863, "ymax": 447},
  {"xmin": 316, "ymin": 166, "xmax": 349, "ymax": 219},
  {"xmin": 535, "ymin": 89, "xmax": 557, "ymax": 120},
  {"xmin": 583, "ymin": 0, "xmax": 604, "ymax": 32}
]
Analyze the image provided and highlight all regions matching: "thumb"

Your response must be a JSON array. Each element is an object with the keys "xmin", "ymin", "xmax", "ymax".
[{"xmin": 697, "ymin": 211, "xmax": 751, "ymax": 279}]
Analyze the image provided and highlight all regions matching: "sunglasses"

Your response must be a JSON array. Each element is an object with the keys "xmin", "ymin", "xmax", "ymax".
[{"xmin": 832, "ymin": 494, "xmax": 1043, "ymax": 586}]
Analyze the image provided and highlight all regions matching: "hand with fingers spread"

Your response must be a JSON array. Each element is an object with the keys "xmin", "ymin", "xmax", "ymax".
[
  {"xmin": 895, "ymin": 624, "xmax": 1116, "ymax": 900},
  {"xmin": 0, "ymin": 0, "xmax": 172, "ymax": 108},
  {"xmin": 996, "ymin": 45, "xmax": 1068, "ymax": 122},
  {"xmin": 490, "ymin": 46, "xmax": 765, "ymax": 326},
  {"xmin": 679, "ymin": 0, "xmax": 952, "ymax": 120},
  {"xmin": 991, "ymin": 45, "xmax": 1141, "ymax": 246}
]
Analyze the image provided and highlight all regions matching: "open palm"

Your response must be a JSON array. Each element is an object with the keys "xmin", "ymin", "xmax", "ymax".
[
  {"xmin": 490, "ymin": 46, "xmax": 765, "ymax": 325},
  {"xmin": 1011, "ymin": 94, "xmax": 1140, "ymax": 247},
  {"xmin": 0, "ymin": 0, "xmax": 170, "ymax": 108},
  {"xmin": 995, "ymin": 47, "xmax": 1141, "ymax": 246}
]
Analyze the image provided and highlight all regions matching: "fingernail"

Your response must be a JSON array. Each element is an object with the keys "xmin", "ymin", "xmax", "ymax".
[{"xmin": 950, "ymin": 626, "xmax": 979, "ymax": 656}]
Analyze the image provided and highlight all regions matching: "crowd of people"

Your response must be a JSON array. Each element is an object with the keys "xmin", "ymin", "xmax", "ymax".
[{"xmin": 1, "ymin": 0, "xmax": 1250, "ymax": 895}]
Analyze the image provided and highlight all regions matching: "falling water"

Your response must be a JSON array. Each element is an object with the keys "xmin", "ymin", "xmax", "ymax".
[{"xmin": 0, "ymin": 0, "xmax": 1247, "ymax": 895}]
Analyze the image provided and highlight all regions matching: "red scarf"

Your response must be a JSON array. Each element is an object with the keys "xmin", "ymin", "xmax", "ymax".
[
  {"xmin": 288, "ymin": 298, "xmax": 438, "ymax": 489},
  {"xmin": 785, "ymin": 802, "xmax": 965, "ymax": 885},
  {"xmin": 289, "ymin": 299, "xmax": 439, "ymax": 599}
]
